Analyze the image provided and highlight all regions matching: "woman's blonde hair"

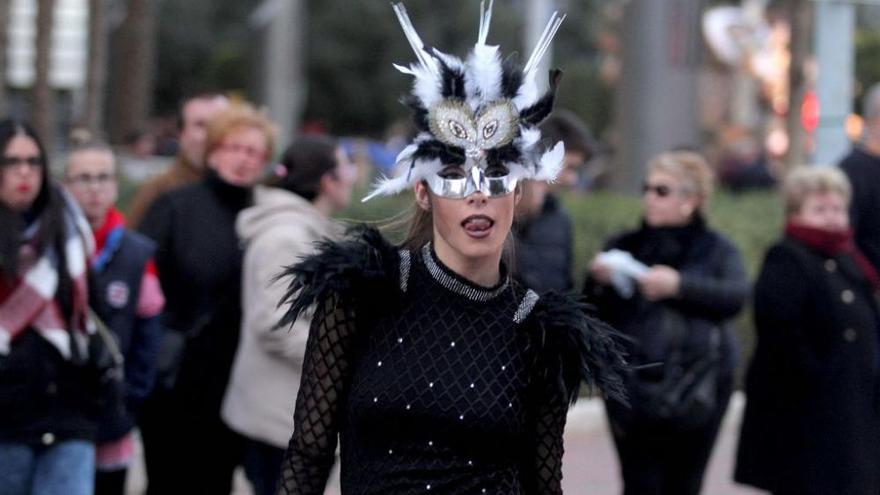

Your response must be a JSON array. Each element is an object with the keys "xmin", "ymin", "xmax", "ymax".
[
  {"xmin": 204, "ymin": 101, "xmax": 277, "ymax": 162},
  {"xmin": 782, "ymin": 166, "xmax": 851, "ymax": 216},
  {"xmin": 648, "ymin": 151, "xmax": 715, "ymax": 212}
]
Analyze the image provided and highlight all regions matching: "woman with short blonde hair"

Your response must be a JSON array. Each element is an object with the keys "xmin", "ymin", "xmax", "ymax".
[
  {"xmin": 137, "ymin": 100, "xmax": 276, "ymax": 493},
  {"xmin": 736, "ymin": 166, "xmax": 880, "ymax": 494}
]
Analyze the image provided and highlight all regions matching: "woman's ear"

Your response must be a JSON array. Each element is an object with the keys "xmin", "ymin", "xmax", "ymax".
[
  {"xmin": 414, "ymin": 181, "xmax": 431, "ymax": 211},
  {"xmin": 513, "ymin": 182, "xmax": 524, "ymax": 206}
]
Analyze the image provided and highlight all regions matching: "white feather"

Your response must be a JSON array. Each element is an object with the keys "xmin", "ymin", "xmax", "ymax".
[
  {"xmin": 392, "ymin": 3, "xmax": 438, "ymax": 76},
  {"xmin": 394, "ymin": 143, "xmax": 419, "ymax": 164},
  {"xmin": 533, "ymin": 141, "xmax": 566, "ymax": 182},
  {"xmin": 362, "ymin": 174, "xmax": 413, "ymax": 202},
  {"xmin": 515, "ymin": 126, "xmax": 541, "ymax": 151},
  {"xmin": 432, "ymin": 49, "xmax": 465, "ymax": 74},
  {"xmin": 512, "ymin": 70, "xmax": 540, "ymax": 111},
  {"xmin": 362, "ymin": 158, "xmax": 443, "ymax": 202},
  {"xmin": 523, "ymin": 12, "xmax": 566, "ymax": 75},
  {"xmin": 411, "ymin": 65, "xmax": 443, "ymax": 109},
  {"xmin": 393, "ymin": 63, "xmax": 415, "ymax": 75},
  {"xmin": 465, "ymin": 44, "xmax": 503, "ymax": 110},
  {"xmin": 477, "ymin": 0, "xmax": 494, "ymax": 45}
]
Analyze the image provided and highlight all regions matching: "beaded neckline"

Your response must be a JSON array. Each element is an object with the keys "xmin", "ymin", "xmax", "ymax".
[{"xmin": 421, "ymin": 243, "xmax": 509, "ymax": 302}]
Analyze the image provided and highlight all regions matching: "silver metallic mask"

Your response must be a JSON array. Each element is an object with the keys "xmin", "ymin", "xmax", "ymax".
[{"xmin": 426, "ymin": 164, "xmax": 518, "ymax": 199}]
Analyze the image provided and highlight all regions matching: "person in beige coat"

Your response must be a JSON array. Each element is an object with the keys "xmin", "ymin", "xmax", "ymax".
[{"xmin": 221, "ymin": 136, "xmax": 357, "ymax": 495}]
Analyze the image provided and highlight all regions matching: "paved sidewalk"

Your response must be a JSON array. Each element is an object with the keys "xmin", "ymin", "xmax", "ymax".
[{"xmin": 127, "ymin": 393, "xmax": 764, "ymax": 494}]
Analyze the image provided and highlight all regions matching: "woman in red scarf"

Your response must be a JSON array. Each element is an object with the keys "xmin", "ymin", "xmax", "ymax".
[
  {"xmin": 0, "ymin": 119, "xmax": 97, "ymax": 495},
  {"xmin": 735, "ymin": 166, "xmax": 880, "ymax": 495}
]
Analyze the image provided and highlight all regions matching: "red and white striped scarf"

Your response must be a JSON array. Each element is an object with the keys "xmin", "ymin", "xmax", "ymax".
[{"xmin": 0, "ymin": 189, "xmax": 94, "ymax": 360}]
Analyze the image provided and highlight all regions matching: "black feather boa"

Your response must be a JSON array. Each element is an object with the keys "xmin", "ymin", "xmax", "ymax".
[
  {"xmin": 526, "ymin": 291, "xmax": 630, "ymax": 406},
  {"xmin": 275, "ymin": 226, "xmax": 400, "ymax": 330}
]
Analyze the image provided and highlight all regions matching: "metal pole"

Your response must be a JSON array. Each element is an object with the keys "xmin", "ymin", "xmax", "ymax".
[
  {"xmin": 812, "ymin": 0, "xmax": 854, "ymax": 165},
  {"xmin": 524, "ymin": 0, "xmax": 554, "ymax": 91}
]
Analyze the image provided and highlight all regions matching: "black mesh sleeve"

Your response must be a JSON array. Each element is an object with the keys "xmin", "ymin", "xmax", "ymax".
[
  {"xmin": 529, "ymin": 371, "xmax": 568, "ymax": 495},
  {"xmin": 277, "ymin": 291, "xmax": 357, "ymax": 495}
]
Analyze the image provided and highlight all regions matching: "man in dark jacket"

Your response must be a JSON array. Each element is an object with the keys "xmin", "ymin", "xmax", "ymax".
[
  {"xmin": 513, "ymin": 110, "xmax": 594, "ymax": 292},
  {"xmin": 127, "ymin": 92, "xmax": 228, "ymax": 228},
  {"xmin": 839, "ymin": 82, "xmax": 880, "ymax": 269}
]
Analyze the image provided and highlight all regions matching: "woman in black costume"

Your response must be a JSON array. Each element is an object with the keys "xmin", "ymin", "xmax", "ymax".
[{"xmin": 275, "ymin": 3, "xmax": 627, "ymax": 494}]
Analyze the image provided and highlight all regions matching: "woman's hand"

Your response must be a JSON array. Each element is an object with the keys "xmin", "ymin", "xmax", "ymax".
[
  {"xmin": 588, "ymin": 257, "xmax": 614, "ymax": 286},
  {"xmin": 638, "ymin": 265, "xmax": 681, "ymax": 301}
]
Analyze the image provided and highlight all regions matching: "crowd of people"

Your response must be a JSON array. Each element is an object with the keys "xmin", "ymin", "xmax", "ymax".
[{"xmin": 3, "ymin": 4, "xmax": 880, "ymax": 495}]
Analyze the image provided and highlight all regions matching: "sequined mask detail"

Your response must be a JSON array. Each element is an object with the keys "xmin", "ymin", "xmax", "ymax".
[{"xmin": 428, "ymin": 100, "xmax": 519, "ymax": 162}]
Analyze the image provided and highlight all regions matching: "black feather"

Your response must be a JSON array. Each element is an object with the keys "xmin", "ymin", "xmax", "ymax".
[
  {"xmin": 526, "ymin": 291, "xmax": 630, "ymax": 406},
  {"xmin": 518, "ymin": 69, "xmax": 563, "ymax": 126},
  {"xmin": 274, "ymin": 226, "xmax": 400, "ymax": 330},
  {"xmin": 438, "ymin": 60, "xmax": 466, "ymax": 99},
  {"xmin": 486, "ymin": 144, "xmax": 522, "ymax": 168},
  {"xmin": 402, "ymin": 96, "xmax": 430, "ymax": 132},
  {"xmin": 500, "ymin": 54, "xmax": 524, "ymax": 99},
  {"xmin": 413, "ymin": 139, "xmax": 466, "ymax": 165}
]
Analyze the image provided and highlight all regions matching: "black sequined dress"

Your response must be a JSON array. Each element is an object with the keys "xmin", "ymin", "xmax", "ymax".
[{"xmin": 276, "ymin": 228, "xmax": 627, "ymax": 495}]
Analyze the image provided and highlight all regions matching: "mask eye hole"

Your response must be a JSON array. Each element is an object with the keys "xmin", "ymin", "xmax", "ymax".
[
  {"xmin": 482, "ymin": 120, "xmax": 499, "ymax": 140},
  {"xmin": 485, "ymin": 164, "xmax": 509, "ymax": 178},
  {"xmin": 438, "ymin": 166, "xmax": 466, "ymax": 180},
  {"xmin": 447, "ymin": 120, "xmax": 469, "ymax": 140}
]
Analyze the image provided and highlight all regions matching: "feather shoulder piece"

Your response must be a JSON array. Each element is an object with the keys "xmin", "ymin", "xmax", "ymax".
[
  {"xmin": 276, "ymin": 226, "xmax": 401, "ymax": 329},
  {"xmin": 524, "ymin": 291, "xmax": 630, "ymax": 405}
]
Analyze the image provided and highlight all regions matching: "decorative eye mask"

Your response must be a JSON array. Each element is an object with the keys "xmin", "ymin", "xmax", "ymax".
[
  {"xmin": 360, "ymin": 1, "xmax": 566, "ymax": 203},
  {"xmin": 426, "ymin": 165, "xmax": 518, "ymax": 199}
]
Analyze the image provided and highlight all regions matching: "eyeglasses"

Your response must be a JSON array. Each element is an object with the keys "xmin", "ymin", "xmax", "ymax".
[
  {"xmin": 220, "ymin": 142, "xmax": 267, "ymax": 161},
  {"xmin": 641, "ymin": 182, "xmax": 673, "ymax": 198},
  {"xmin": 66, "ymin": 173, "xmax": 116, "ymax": 188},
  {"xmin": 1, "ymin": 155, "xmax": 42, "ymax": 169}
]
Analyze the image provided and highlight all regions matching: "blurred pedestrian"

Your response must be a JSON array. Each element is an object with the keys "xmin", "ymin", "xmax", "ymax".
[
  {"xmin": 221, "ymin": 136, "xmax": 356, "ymax": 495},
  {"xmin": 583, "ymin": 150, "xmax": 748, "ymax": 495},
  {"xmin": 137, "ymin": 102, "xmax": 276, "ymax": 494},
  {"xmin": 839, "ymin": 82, "xmax": 880, "ymax": 270},
  {"xmin": 0, "ymin": 119, "xmax": 98, "ymax": 495},
  {"xmin": 63, "ymin": 141, "xmax": 164, "ymax": 495},
  {"xmin": 274, "ymin": 4, "xmax": 628, "ymax": 493},
  {"xmin": 735, "ymin": 167, "xmax": 880, "ymax": 494},
  {"xmin": 512, "ymin": 110, "xmax": 594, "ymax": 293},
  {"xmin": 126, "ymin": 92, "xmax": 228, "ymax": 228}
]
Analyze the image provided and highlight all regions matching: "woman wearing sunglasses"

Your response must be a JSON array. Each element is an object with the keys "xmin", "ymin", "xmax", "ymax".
[
  {"xmin": 583, "ymin": 151, "xmax": 749, "ymax": 495},
  {"xmin": 274, "ymin": 3, "xmax": 627, "ymax": 494}
]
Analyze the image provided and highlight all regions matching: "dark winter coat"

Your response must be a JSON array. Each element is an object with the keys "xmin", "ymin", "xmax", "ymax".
[
  {"xmin": 90, "ymin": 229, "xmax": 161, "ymax": 442},
  {"xmin": 734, "ymin": 238, "xmax": 880, "ymax": 494},
  {"xmin": 138, "ymin": 171, "xmax": 252, "ymax": 417},
  {"xmin": 582, "ymin": 218, "xmax": 748, "ymax": 378},
  {"xmin": 840, "ymin": 147, "xmax": 880, "ymax": 271},
  {"xmin": 513, "ymin": 194, "xmax": 573, "ymax": 293}
]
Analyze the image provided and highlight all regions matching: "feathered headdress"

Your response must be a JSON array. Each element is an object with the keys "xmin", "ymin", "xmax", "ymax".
[{"xmin": 363, "ymin": 0, "xmax": 566, "ymax": 202}]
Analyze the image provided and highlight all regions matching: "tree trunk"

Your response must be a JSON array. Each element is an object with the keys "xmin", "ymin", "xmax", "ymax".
[
  {"xmin": 84, "ymin": 0, "xmax": 108, "ymax": 135},
  {"xmin": 0, "ymin": 0, "xmax": 11, "ymax": 116},
  {"xmin": 108, "ymin": 0, "xmax": 157, "ymax": 144},
  {"xmin": 33, "ymin": 0, "xmax": 55, "ymax": 146}
]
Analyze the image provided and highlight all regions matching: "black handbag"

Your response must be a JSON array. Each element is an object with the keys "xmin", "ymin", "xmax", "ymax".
[
  {"xmin": 155, "ymin": 286, "xmax": 236, "ymax": 392},
  {"xmin": 87, "ymin": 308, "xmax": 126, "ymax": 413},
  {"xmin": 630, "ymin": 309, "xmax": 722, "ymax": 431}
]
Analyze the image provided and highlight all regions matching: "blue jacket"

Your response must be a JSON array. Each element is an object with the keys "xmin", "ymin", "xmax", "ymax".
[{"xmin": 91, "ymin": 228, "xmax": 161, "ymax": 442}]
